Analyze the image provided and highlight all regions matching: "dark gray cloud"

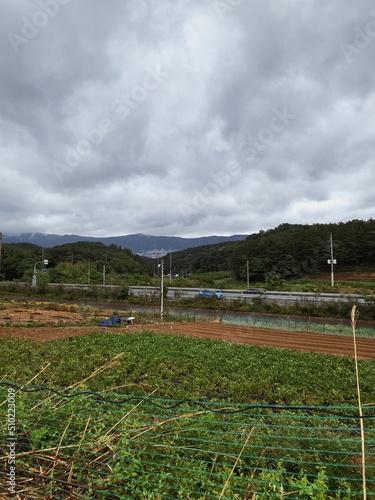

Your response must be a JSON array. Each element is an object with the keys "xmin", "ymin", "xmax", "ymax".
[{"xmin": 0, "ymin": 0, "xmax": 374, "ymax": 237}]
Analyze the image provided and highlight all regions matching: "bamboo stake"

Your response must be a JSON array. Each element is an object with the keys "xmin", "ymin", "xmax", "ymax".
[
  {"xmin": 131, "ymin": 410, "xmax": 207, "ymax": 440},
  {"xmin": 0, "ymin": 363, "xmax": 51, "ymax": 409},
  {"xmin": 244, "ymin": 449, "xmax": 266, "ymax": 499},
  {"xmin": 67, "ymin": 352, "xmax": 125, "ymax": 390},
  {"xmin": 68, "ymin": 416, "xmax": 91, "ymax": 483},
  {"xmin": 104, "ymin": 386, "xmax": 160, "ymax": 439},
  {"xmin": 45, "ymin": 353, "xmax": 126, "ymax": 410},
  {"xmin": 351, "ymin": 305, "xmax": 366, "ymax": 499},
  {"xmin": 218, "ymin": 426, "xmax": 256, "ymax": 500},
  {"xmin": 26, "ymin": 355, "xmax": 125, "ymax": 412},
  {"xmin": 0, "ymin": 444, "xmax": 78, "ymax": 462},
  {"xmin": 48, "ymin": 414, "xmax": 73, "ymax": 492}
]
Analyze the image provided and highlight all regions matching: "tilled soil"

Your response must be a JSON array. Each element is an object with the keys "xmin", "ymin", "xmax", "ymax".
[
  {"xmin": 0, "ymin": 306, "xmax": 109, "ymax": 324},
  {"xmin": 1, "ymin": 321, "xmax": 375, "ymax": 359}
]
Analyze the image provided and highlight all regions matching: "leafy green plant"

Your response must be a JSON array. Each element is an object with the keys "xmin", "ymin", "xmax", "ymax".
[{"xmin": 1, "ymin": 332, "xmax": 375, "ymax": 406}]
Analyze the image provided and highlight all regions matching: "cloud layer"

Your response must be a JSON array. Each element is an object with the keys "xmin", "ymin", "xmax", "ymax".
[{"xmin": 1, "ymin": 0, "xmax": 374, "ymax": 237}]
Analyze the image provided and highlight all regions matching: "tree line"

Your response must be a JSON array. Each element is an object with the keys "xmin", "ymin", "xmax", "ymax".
[
  {"xmin": 170, "ymin": 219, "xmax": 375, "ymax": 280},
  {"xmin": 0, "ymin": 241, "xmax": 152, "ymax": 284},
  {"xmin": 1, "ymin": 219, "xmax": 374, "ymax": 284}
]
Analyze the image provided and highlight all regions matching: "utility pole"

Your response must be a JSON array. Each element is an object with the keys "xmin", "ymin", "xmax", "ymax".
[
  {"xmin": 160, "ymin": 260, "xmax": 164, "ymax": 320},
  {"xmin": 246, "ymin": 259, "xmax": 250, "ymax": 289},
  {"xmin": 327, "ymin": 232, "xmax": 337, "ymax": 287},
  {"xmin": 169, "ymin": 249, "xmax": 172, "ymax": 283},
  {"xmin": 0, "ymin": 232, "xmax": 3, "ymax": 277}
]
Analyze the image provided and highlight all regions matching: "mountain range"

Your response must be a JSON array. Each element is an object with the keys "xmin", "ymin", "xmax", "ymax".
[{"xmin": 3, "ymin": 232, "xmax": 247, "ymax": 256}]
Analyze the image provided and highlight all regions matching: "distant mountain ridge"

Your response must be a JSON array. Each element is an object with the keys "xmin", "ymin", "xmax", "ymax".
[{"xmin": 4, "ymin": 232, "xmax": 247, "ymax": 255}]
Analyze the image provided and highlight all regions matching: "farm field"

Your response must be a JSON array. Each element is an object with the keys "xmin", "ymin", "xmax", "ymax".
[
  {"xmin": 1, "ymin": 300, "xmax": 375, "ymax": 498},
  {"xmin": 1, "ymin": 315, "xmax": 375, "ymax": 358}
]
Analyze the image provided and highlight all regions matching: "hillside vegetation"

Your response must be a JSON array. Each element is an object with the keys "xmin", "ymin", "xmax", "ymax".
[
  {"xmin": 1, "ymin": 219, "xmax": 374, "ymax": 290},
  {"xmin": 171, "ymin": 219, "xmax": 375, "ymax": 280},
  {"xmin": 0, "ymin": 241, "xmax": 152, "ymax": 284}
]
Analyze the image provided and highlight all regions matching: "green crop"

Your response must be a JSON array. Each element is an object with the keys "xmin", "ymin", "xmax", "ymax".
[{"xmin": 1, "ymin": 331, "xmax": 374, "ymax": 405}]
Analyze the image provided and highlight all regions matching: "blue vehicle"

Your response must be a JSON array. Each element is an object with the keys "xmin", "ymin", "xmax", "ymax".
[{"xmin": 198, "ymin": 289, "xmax": 223, "ymax": 299}]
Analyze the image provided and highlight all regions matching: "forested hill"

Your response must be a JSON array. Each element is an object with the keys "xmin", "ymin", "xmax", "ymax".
[
  {"xmin": 4, "ymin": 232, "xmax": 247, "ymax": 255},
  {"xmin": 171, "ymin": 219, "xmax": 375, "ymax": 280},
  {"xmin": 1, "ymin": 220, "xmax": 374, "ymax": 283},
  {"xmin": 0, "ymin": 241, "xmax": 152, "ymax": 282}
]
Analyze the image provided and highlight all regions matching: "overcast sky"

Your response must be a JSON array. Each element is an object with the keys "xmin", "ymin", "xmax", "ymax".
[{"xmin": 1, "ymin": 0, "xmax": 374, "ymax": 238}]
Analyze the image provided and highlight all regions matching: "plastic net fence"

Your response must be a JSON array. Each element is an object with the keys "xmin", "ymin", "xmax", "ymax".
[
  {"xmin": 1, "ymin": 383, "xmax": 374, "ymax": 499},
  {"xmin": 222, "ymin": 314, "xmax": 375, "ymax": 338}
]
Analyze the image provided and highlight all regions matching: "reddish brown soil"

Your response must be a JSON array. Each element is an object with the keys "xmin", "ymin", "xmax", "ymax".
[
  {"xmin": 0, "ymin": 306, "xmax": 109, "ymax": 324},
  {"xmin": 1, "ymin": 320, "xmax": 375, "ymax": 359}
]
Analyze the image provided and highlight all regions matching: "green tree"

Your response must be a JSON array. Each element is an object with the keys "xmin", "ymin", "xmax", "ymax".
[{"xmin": 265, "ymin": 270, "xmax": 284, "ymax": 290}]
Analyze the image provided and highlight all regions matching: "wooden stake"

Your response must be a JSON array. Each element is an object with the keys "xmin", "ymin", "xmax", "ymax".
[{"xmin": 351, "ymin": 305, "xmax": 367, "ymax": 499}]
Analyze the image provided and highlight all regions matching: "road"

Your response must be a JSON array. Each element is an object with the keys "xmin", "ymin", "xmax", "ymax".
[
  {"xmin": 130, "ymin": 286, "xmax": 367, "ymax": 305},
  {"xmin": 0, "ymin": 282, "xmax": 369, "ymax": 305}
]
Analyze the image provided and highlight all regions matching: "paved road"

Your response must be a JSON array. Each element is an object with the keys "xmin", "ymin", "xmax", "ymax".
[{"xmin": 131, "ymin": 286, "xmax": 367, "ymax": 304}]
